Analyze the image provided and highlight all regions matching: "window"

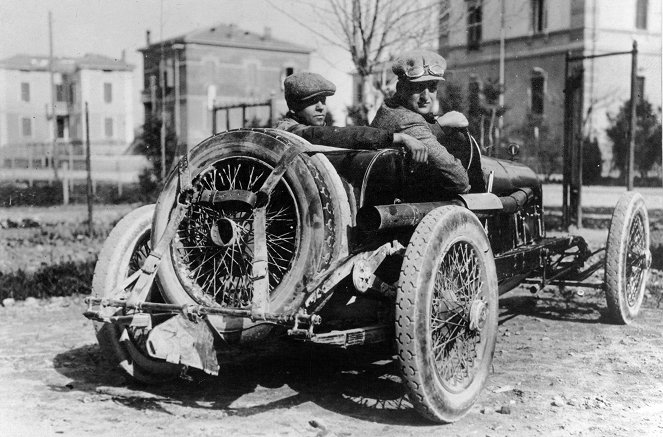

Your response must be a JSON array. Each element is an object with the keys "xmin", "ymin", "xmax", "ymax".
[
  {"xmin": 104, "ymin": 117, "xmax": 113, "ymax": 137},
  {"xmin": 22, "ymin": 118, "xmax": 32, "ymax": 137},
  {"xmin": 56, "ymin": 116, "xmax": 67, "ymax": 139},
  {"xmin": 56, "ymin": 84, "xmax": 66, "ymax": 102},
  {"xmin": 69, "ymin": 83, "xmax": 76, "ymax": 103},
  {"xmin": 21, "ymin": 82, "xmax": 30, "ymax": 102},
  {"xmin": 467, "ymin": 1, "xmax": 482, "ymax": 50},
  {"xmin": 531, "ymin": 0, "xmax": 547, "ymax": 33},
  {"xmin": 635, "ymin": 0, "xmax": 648, "ymax": 29},
  {"xmin": 104, "ymin": 83, "xmax": 112, "ymax": 103},
  {"xmin": 531, "ymin": 69, "xmax": 545, "ymax": 115}
]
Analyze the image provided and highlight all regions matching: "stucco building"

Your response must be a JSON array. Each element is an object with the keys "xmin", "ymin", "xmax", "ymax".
[
  {"xmin": 0, "ymin": 53, "xmax": 134, "ymax": 168},
  {"xmin": 139, "ymin": 23, "xmax": 312, "ymax": 148},
  {"xmin": 439, "ymin": 0, "xmax": 661, "ymax": 174}
]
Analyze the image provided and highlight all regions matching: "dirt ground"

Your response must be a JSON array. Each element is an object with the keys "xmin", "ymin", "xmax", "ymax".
[
  {"xmin": 1, "ymin": 190, "xmax": 662, "ymax": 436},
  {"xmin": 1, "ymin": 281, "xmax": 662, "ymax": 436}
]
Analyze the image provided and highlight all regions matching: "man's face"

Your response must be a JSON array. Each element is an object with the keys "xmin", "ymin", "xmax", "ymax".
[
  {"xmin": 400, "ymin": 81, "xmax": 438, "ymax": 116},
  {"xmin": 295, "ymin": 97, "xmax": 327, "ymax": 126}
]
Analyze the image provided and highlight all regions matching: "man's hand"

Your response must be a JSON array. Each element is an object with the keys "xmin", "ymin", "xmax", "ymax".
[{"xmin": 394, "ymin": 133, "xmax": 428, "ymax": 163}]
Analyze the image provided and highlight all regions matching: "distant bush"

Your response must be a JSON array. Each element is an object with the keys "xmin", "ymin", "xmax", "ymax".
[
  {"xmin": 0, "ymin": 181, "xmax": 146, "ymax": 207},
  {"xmin": 0, "ymin": 260, "xmax": 95, "ymax": 301}
]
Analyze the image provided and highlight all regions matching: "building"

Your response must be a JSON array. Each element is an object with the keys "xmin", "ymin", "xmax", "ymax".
[
  {"xmin": 439, "ymin": 0, "xmax": 662, "ymax": 175},
  {"xmin": 139, "ymin": 23, "xmax": 312, "ymax": 148},
  {"xmin": 0, "ymin": 53, "xmax": 135, "ymax": 170}
]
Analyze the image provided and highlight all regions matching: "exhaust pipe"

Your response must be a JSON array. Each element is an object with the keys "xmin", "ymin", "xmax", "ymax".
[
  {"xmin": 356, "ymin": 201, "xmax": 460, "ymax": 231},
  {"xmin": 357, "ymin": 188, "xmax": 534, "ymax": 232}
]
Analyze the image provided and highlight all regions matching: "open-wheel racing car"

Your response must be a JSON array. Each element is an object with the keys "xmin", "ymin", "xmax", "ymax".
[{"xmin": 85, "ymin": 127, "xmax": 651, "ymax": 423}]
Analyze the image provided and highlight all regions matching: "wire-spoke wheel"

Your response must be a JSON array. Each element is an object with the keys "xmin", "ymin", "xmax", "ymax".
[
  {"xmin": 92, "ymin": 205, "xmax": 180, "ymax": 383},
  {"xmin": 154, "ymin": 130, "xmax": 346, "ymax": 343},
  {"xmin": 171, "ymin": 156, "xmax": 300, "ymax": 307},
  {"xmin": 396, "ymin": 206, "xmax": 498, "ymax": 423},
  {"xmin": 605, "ymin": 191, "xmax": 651, "ymax": 324}
]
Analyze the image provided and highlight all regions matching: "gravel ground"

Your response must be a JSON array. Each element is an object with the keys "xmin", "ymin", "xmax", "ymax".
[{"xmin": 1, "ymin": 192, "xmax": 662, "ymax": 436}]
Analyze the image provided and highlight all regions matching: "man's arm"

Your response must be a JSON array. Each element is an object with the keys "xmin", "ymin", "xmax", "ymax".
[
  {"xmin": 286, "ymin": 123, "xmax": 393, "ymax": 149},
  {"xmin": 399, "ymin": 120, "xmax": 470, "ymax": 194}
]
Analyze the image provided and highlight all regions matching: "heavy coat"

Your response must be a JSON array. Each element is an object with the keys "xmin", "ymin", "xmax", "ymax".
[{"xmin": 371, "ymin": 98, "xmax": 470, "ymax": 194}]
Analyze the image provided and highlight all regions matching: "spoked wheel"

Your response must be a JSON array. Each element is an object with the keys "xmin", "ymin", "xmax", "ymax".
[
  {"xmin": 92, "ymin": 205, "xmax": 181, "ymax": 383},
  {"xmin": 604, "ymin": 191, "xmax": 651, "ymax": 324},
  {"xmin": 171, "ymin": 156, "xmax": 301, "ymax": 307},
  {"xmin": 154, "ymin": 130, "xmax": 348, "ymax": 342},
  {"xmin": 396, "ymin": 206, "xmax": 498, "ymax": 423}
]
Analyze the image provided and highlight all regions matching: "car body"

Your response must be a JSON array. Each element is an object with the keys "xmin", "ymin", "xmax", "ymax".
[{"xmin": 86, "ymin": 128, "xmax": 651, "ymax": 423}]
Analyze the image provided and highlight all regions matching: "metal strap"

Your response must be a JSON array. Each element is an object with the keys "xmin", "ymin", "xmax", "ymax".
[
  {"xmin": 126, "ymin": 203, "xmax": 187, "ymax": 306},
  {"xmin": 258, "ymin": 145, "xmax": 301, "ymax": 196}
]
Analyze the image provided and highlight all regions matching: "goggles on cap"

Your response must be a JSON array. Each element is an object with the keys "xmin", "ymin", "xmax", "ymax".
[{"xmin": 404, "ymin": 63, "xmax": 445, "ymax": 79}]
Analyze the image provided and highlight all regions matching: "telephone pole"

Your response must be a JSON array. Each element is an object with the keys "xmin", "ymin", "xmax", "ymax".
[{"xmin": 48, "ymin": 11, "xmax": 59, "ymax": 180}]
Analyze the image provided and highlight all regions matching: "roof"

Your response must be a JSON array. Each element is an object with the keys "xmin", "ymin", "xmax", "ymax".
[
  {"xmin": 0, "ymin": 54, "xmax": 134, "ymax": 72},
  {"xmin": 140, "ymin": 23, "xmax": 312, "ymax": 54}
]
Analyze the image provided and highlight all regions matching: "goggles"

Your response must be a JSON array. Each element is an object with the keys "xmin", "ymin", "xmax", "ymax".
[{"xmin": 404, "ymin": 63, "xmax": 445, "ymax": 79}]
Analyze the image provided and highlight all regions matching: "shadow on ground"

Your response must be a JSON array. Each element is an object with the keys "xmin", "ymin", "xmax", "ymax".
[
  {"xmin": 498, "ymin": 288, "xmax": 610, "ymax": 325},
  {"xmin": 52, "ymin": 340, "xmax": 428, "ymax": 426}
]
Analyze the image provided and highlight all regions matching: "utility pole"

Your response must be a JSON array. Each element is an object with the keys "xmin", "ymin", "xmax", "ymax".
[
  {"xmin": 159, "ymin": 0, "xmax": 166, "ymax": 181},
  {"xmin": 85, "ymin": 102, "xmax": 93, "ymax": 236},
  {"xmin": 496, "ymin": 0, "xmax": 506, "ymax": 158},
  {"xmin": 627, "ymin": 40, "xmax": 638, "ymax": 191},
  {"xmin": 48, "ymin": 11, "xmax": 59, "ymax": 181}
]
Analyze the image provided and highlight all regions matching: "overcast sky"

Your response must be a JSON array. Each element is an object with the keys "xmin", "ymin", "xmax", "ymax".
[{"xmin": 0, "ymin": 0, "xmax": 355, "ymax": 123}]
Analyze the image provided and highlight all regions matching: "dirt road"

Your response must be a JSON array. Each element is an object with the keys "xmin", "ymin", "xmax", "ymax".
[{"xmin": 1, "ymin": 283, "xmax": 662, "ymax": 436}]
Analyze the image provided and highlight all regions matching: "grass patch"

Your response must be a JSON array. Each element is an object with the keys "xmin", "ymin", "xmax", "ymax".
[{"xmin": 0, "ymin": 260, "xmax": 95, "ymax": 301}]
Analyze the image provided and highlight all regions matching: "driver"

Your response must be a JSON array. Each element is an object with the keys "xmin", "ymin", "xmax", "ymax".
[
  {"xmin": 275, "ymin": 72, "xmax": 427, "ymax": 163},
  {"xmin": 370, "ymin": 50, "xmax": 470, "ymax": 194}
]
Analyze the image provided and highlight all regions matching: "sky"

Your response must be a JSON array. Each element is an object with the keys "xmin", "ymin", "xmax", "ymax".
[{"xmin": 0, "ymin": 0, "xmax": 355, "ymax": 125}]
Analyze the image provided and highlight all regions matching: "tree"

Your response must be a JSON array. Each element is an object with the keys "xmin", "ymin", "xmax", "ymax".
[
  {"xmin": 582, "ymin": 137, "xmax": 603, "ymax": 185},
  {"xmin": 440, "ymin": 80, "xmax": 464, "ymax": 114},
  {"xmin": 132, "ymin": 112, "xmax": 178, "ymax": 200},
  {"xmin": 606, "ymin": 98, "xmax": 662, "ymax": 179},
  {"xmin": 272, "ymin": 0, "xmax": 442, "ymax": 116}
]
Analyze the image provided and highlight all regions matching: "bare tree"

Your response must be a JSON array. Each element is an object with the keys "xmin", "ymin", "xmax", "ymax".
[{"xmin": 270, "ymin": 0, "xmax": 444, "ymax": 118}]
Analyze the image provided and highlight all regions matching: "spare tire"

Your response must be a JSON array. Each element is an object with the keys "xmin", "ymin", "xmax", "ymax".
[{"xmin": 153, "ymin": 129, "xmax": 349, "ymax": 341}]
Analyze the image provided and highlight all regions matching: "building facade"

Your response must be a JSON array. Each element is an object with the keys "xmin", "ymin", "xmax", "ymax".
[
  {"xmin": 0, "ymin": 54, "xmax": 134, "ymax": 168},
  {"xmin": 440, "ymin": 0, "xmax": 661, "ymax": 175},
  {"xmin": 139, "ymin": 23, "xmax": 312, "ymax": 148}
]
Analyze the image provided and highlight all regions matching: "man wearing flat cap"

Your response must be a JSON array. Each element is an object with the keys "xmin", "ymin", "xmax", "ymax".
[
  {"xmin": 276, "ymin": 72, "xmax": 427, "ymax": 162},
  {"xmin": 371, "ymin": 50, "xmax": 471, "ymax": 194}
]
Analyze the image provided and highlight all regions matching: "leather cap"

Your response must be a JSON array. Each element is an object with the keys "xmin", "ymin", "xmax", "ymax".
[
  {"xmin": 392, "ymin": 50, "xmax": 446, "ymax": 82},
  {"xmin": 284, "ymin": 72, "xmax": 336, "ymax": 109}
]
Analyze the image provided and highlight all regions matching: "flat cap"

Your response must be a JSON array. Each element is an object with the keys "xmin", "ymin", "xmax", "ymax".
[
  {"xmin": 392, "ymin": 50, "xmax": 446, "ymax": 82},
  {"xmin": 284, "ymin": 72, "xmax": 336, "ymax": 109}
]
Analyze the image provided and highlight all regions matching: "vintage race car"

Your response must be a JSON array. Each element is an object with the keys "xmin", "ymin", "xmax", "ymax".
[{"xmin": 85, "ymin": 127, "xmax": 651, "ymax": 423}]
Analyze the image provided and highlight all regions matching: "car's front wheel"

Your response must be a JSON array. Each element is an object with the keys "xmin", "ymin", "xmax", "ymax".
[{"xmin": 396, "ymin": 205, "xmax": 498, "ymax": 423}]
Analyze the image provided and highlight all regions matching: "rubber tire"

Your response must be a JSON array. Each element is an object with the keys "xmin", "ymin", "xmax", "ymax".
[
  {"xmin": 92, "ymin": 204, "xmax": 180, "ymax": 383},
  {"xmin": 604, "ymin": 191, "xmax": 650, "ymax": 324},
  {"xmin": 153, "ymin": 130, "xmax": 347, "ymax": 330},
  {"xmin": 396, "ymin": 206, "xmax": 498, "ymax": 423}
]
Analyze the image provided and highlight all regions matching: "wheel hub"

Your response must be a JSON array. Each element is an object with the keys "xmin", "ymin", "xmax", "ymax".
[
  {"xmin": 210, "ymin": 217, "xmax": 243, "ymax": 247},
  {"xmin": 469, "ymin": 299, "xmax": 487, "ymax": 331}
]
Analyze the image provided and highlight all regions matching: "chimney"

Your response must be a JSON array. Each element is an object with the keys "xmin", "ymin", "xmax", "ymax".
[
  {"xmin": 263, "ymin": 26, "xmax": 272, "ymax": 40},
  {"xmin": 121, "ymin": 49, "xmax": 126, "ymax": 62},
  {"xmin": 146, "ymin": 30, "xmax": 151, "ymax": 46}
]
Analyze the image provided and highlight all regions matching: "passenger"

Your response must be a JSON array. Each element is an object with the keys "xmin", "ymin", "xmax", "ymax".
[
  {"xmin": 370, "ymin": 50, "xmax": 470, "ymax": 194},
  {"xmin": 275, "ymin": 72, "xmax": 428, "ymax": 163}
]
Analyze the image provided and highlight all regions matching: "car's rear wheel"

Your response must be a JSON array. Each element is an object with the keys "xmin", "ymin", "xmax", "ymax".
[
  {"xmin": 604, "ymin": 191, "xmax": 651, "ymax": 324},
  {"xmin": 396, "ymin": 206, "xmax": 498, "ymax": 423},
  {"xmin": 92, "ymin": 204, "xmax": 181, "ymax": 383}
]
